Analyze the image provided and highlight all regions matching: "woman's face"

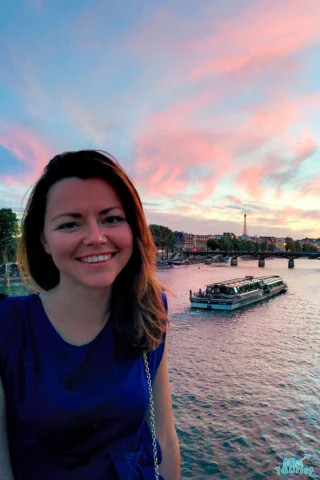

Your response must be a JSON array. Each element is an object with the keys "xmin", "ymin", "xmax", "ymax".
[{"xmin": 42, "ymin": 177, "xmax": 134, "ymax": 291}]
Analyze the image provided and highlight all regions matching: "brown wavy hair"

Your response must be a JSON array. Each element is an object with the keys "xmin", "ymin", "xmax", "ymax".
[{"xmin": 17, "ymin": 150, "xmax": 168, "ymax": 356}]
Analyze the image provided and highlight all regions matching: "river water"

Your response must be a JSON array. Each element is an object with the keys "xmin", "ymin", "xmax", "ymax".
[{"xmin": 1, "ymin": 258, "xmax": 319, "ymax": 479}]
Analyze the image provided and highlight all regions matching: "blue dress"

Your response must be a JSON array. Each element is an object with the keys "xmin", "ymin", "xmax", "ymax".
[{"xmin": 0, "ymin": 292, "xmax": 167, "ymax": 480}]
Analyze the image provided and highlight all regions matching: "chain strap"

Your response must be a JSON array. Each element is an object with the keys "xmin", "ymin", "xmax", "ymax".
[{"xmin": 143, "ymin": 351, "xmax": 160, "ymax": 480}]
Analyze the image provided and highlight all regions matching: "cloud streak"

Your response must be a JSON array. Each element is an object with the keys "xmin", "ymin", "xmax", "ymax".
[{"xmin": 0, "ymin": 123, "xmax": 53, "ymax": 183}]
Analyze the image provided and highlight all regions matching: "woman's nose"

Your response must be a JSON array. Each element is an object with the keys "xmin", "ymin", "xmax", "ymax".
[{"xmin": 83, "ymin": 223, "xmax": 107, "ymax": 245}]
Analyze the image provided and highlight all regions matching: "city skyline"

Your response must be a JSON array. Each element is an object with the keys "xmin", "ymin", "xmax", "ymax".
[
  {"xmin": 1, "ymin": 204, "xmax": 318, "ymax": 243},
  {"xmin": 1, "ymin": 0, "xmax": 320, "ymax": 238}
]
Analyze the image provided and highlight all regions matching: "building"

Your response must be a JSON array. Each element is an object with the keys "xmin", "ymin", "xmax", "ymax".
[
  {"xmin": 238, "ymin": 235, "xmax": 255, "ymax": 242},
  {"xmin": 275, "ymin": 238, "xmax": 286, "ymax": 252},
  {"xmin": 174, "ymin": 232, "xmax": 216, "ymax": 252},
  {"xmin": 256, "ymin": 236, "xmax": 277, "ymax": 248},
  {"xmin": 298, "ymin": 238, "xmax": 320, "ymax": 251},
  {"xmin": 193, "ymin": 234, "xmax": 215, "ymax": 252},
  {"xmin": 174, "ymin": 231, "xmax": 194, "ymax": 251}
]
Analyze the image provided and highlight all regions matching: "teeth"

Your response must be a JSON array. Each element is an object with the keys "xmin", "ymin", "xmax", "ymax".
[{"xmin": 80, "ymin": 254, "xmax": 112, "ymax": 263}]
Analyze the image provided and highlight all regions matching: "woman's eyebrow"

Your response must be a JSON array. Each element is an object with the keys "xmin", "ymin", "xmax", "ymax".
[{"xmin": 51, "ymin": 206, "xmax": 123, "ymax": 222}]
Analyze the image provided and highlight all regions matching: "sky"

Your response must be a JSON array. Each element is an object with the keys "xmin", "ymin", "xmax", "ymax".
[{"xmin": 1, "ymin": 0, "xmax": 320, "ymax": 239}]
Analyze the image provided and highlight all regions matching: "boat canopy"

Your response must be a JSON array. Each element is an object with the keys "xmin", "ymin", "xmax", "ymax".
[{"xmin": 206, "ymin": 275, "xmax": 282, "ymax": 289}]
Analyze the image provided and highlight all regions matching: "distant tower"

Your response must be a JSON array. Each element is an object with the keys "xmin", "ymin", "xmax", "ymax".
[{"xmin": 243, "ymin": 214, "xmax": 247, "ymax": 237}]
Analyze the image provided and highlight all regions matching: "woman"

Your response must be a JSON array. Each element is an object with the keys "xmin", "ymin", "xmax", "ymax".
[{"xmin": 0, "ymin": 150, "xmax": 180, "ymax": 480}]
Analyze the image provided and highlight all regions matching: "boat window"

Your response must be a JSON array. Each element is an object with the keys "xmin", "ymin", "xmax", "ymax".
[{"xmin": 220, "ymin": 286, "xmax": 229, "ymax": 294}]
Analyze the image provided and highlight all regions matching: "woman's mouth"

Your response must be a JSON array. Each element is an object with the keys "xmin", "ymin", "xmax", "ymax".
[{"xmin": 77, "ymin": 253, "xmax": 116, "ymax": 264}]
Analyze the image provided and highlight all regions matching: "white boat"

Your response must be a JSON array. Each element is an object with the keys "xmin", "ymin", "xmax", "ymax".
[
  {"xmin": 156, "ymin": 261, "xmax": 174, "ymax": 269},
  {"xmin": 190, "ymin": 275, "xmax": 287, "ymax": 311}
]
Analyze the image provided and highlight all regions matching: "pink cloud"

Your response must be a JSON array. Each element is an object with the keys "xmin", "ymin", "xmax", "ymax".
[
  {"xmin": 234, "ymin": 163, "xmax": 276, "ymax": 200},
  {"xmin": 135, "ymin": 129, "xmax": 230, "ymax": 199},
  {"xmin": 227, "ymin": 195, "xmax": 243, "ymax": 206},
  {"xmin": 134, "ymin": 94, "xmax": 316, "ymax": 201},
  {"xmin": 0, "ymin": 175, "xmax": 24, "ymax": 188},
  {"xmin": 301, "ymin": 179, "xmax": 320, "ymax": 197},
  {"xmin": 0, "ymin": 124, "xmax": 54, "ymax": 183},
  {"xmin": 185, "ymin": 0, "xmax": 320, "ymax": 82},
  {"xmin": 291, "ymin": 134, "xmax": 318, "ymax": 166},
  {"xmin": 122, "ymin": 0, "xmax": 320, "ymax": 91},
  {"xmin": 234, "ymin": 131, "xmax": 318, "ymax": 199}
]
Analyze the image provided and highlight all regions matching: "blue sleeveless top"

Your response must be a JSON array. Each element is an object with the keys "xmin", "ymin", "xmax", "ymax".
[{"xmin": 0, "ymin": 292, "xmax": 167, "ymax": 480}]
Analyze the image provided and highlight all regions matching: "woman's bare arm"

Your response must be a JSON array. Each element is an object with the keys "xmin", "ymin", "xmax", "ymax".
[{"xmin": 0, "ymin": 377, "xmax": 14, "ymax": 479}]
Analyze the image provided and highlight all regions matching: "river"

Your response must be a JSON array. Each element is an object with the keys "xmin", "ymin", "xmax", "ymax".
[{"xmin": 1, "ymin": 258, "xmax": 319, "ymax": 479}]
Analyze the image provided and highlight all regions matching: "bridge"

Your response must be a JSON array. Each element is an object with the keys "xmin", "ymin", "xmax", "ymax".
[{"xmin": 181, "ymin": 250, "xmax": 320, "ymax": 268}]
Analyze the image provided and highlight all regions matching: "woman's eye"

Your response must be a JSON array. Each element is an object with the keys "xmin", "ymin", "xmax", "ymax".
[
  {"xmin": 58, "ymin": 222, "xmax": 79, "ymax": 230},
  {"xmin": 103, "ymin": 216, "xmax": 124, "ymax": 224}
]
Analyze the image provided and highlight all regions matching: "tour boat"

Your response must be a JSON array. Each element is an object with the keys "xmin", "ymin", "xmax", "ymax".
[
  {"xmin": 190, "ymin": 275, "xmax": 287, "ymax": 311},
  {"xmin": 156, "ymin": 261, "xmax": 174, "ymax": 269}
]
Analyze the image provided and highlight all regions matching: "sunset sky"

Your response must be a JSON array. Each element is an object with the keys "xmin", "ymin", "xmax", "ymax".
[{"xmin": 1, "ymin": 0, "xmax": 320, "ymax": 239}]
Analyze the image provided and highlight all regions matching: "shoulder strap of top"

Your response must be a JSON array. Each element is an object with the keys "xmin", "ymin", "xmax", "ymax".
[
  {"xmin": 143, "ymin": 352, "xmax": 160, "ymax": 479},
  {"xmin": 160, "ymin": 291, "xmax": 168, "ymax": 314}
]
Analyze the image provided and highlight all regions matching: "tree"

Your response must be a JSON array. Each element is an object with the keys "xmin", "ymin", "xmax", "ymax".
[
  {"xmin": 207, "ymin": 239, "xmax": 220, "ymax": 251},
  {"xmin": 285, "ymin": 237, "xmax": 295, "ymax": 252},
  {"xmin": 249, "ymin": 241, "xmax": 260, "ymax": 253},
  {"xmin": 259, "ymin": 241, "xmax": 268, "ymax": 252},
  {"xmin": 232, "ymin": 238, "xmax": 242, "ymax": 252},
  {"xmin": 302, "ymin": 243, "xmax": 318, "ymax": 253},
  {"xmin": 294, "ymin": 241, "xmax": 302, "ymax": 253},
  {"xmin": 148, "ymin": 224, "xmax": 176, "ymax": 251},
  {"xmin": 0, "ymin": 209, "xmax": 20, "ymax": 263},
  {"xmin": 267, "ymin": 241, "xmax": 276, "ymax": 253},
  {"xmin": 219, "ymin": 237, "xmax": 233, "ymax": 252}
]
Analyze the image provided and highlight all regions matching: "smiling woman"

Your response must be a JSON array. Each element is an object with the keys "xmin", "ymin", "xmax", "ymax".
[
  {"xmin": 40, "ymin": 177, "xmax": 134, "ymax": 291},
  {"xmin": 0, "ymin": 150, "xmax": 180, "ymax": 480}
]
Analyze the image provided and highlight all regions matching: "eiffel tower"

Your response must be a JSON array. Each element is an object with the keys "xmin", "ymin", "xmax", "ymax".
[{"xmin": 243, "ymin": 213, "xmax": 247, "ymax": 236}]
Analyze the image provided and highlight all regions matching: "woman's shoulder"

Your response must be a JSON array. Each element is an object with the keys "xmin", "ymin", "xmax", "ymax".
[
  {"xmin": 0, "ymin": 294, "xmax": 34, "ymax": 328},
  {"xmin": 160, "ymin": 290, "xmax": 168, "ymax": 314},
  {"xmin": 0, "ymin": 293, "xmax": 33, "ymax": 306}
]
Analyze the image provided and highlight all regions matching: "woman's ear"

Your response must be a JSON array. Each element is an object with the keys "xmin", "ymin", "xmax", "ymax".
[{"xmin": 40, "ymin": 232, "xmax": 51, "ymax": 255}]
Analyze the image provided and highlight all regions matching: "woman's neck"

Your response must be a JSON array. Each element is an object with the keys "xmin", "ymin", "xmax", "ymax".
[
  {"xmin": 45, "ymin": 282, "xmax": 112, "ymax": 329},
  {"xmin": 39, "ymin": 284, "xmax": 112, "ymax": 346}
]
